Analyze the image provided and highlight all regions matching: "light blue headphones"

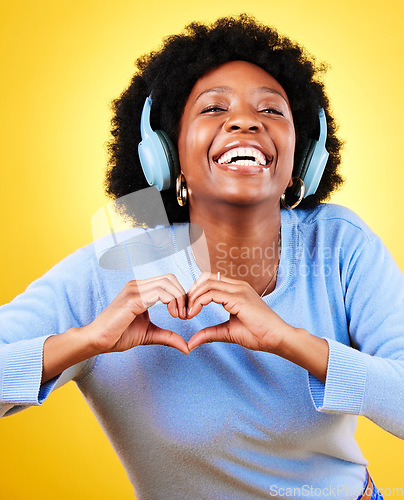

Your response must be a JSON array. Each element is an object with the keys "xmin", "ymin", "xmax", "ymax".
[
  {"xmin": 138, "ymin": 95, "xmax": 329, "ymax": 197},
  {"xmin": 293, "ymin": 108, "xmax": 329, "ymax": 197},
  {"xmin": 138, "ymin": 96, "xmax": 179, "ymax": 191}
]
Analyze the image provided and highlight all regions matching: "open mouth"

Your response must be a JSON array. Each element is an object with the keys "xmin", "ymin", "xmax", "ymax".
[{"xmin": 213, "ymin": 147, "xmax": 272, "ymax": 167}]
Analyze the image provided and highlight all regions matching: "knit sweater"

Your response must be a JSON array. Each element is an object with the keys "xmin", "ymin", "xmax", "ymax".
[{"xmin": 1, "ymin": 204, "xmax": 403, "ymax": 499}]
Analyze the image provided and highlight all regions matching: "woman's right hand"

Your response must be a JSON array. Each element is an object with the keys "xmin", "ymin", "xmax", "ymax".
[
  {"xmin": 85, "ymin": 274, "xmax": 189, "ymax": 355},
  {"xmin": 42, "ymin": 274, "xmax": 188, "ymax": 384}
]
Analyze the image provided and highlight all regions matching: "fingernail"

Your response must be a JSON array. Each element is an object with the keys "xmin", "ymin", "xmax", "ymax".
[{"xmin": 188, "ymin": 306, "xmax": 193, "ymax": 316}]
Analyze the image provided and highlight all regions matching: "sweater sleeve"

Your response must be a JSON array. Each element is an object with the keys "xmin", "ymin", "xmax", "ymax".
[
  {"xmin": 308, "ymin": 232, "xmax": 404, "ymax": 438},
  {"xmin": 0, "ymin": 246, "xmax": 102, "ymax": 417}
]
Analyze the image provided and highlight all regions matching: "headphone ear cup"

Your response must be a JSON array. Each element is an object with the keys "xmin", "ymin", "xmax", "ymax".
[
  {"xmin": 297, "ymin": 108, "xmax": 329, "ymax": 198},
  {"xmin": 138, "ymin": 95, "xmax": 180, "ymax": 191},
  {"xmin": 138, "ymin": 129, "xmax": 179, "ymax": 191},
  {"xmin": 155, "ymin": 130, "xmax": 180, "ymax": 185},
  {"xmin": 290, "ymin": 140, "xmax": 315, "ymax": 198}
]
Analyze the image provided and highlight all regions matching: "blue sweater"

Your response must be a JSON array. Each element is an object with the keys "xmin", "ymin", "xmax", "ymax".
[{"xmin": 1, "ymin": 204, "xmax": 403, "ymax": 499}]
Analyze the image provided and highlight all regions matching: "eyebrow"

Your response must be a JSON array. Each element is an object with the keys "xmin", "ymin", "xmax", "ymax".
[
  {"xmin": 255, "ymin": 87, "xmax": 289, "ymax": 104},
  {"xmin": 194, "ymin": 86, "xmax": 230, "ymax": 103},
  {"xmin": 194, "ymin": 86, "xmax": 288, "ymax": 104}
]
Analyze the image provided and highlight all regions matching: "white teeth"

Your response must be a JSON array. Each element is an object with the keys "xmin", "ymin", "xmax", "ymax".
[
  {"xmin": 216, "ymin": 147, "xmax": 267, "ymax": 166},
  {"xmin": 233, "ymin": 159, "xmax": 256, "ymax": 166}
]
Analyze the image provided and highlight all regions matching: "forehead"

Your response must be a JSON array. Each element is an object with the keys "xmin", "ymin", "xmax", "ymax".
[{"xmin": 186, "ymin": 60, "xmax": 289, "ymax": 104}]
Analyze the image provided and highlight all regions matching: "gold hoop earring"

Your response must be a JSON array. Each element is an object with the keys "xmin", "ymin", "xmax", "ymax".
[
  {"xmin": 176, "ymin": 173, "xmax": 188, "ymax": 207},
  {"xmin": 281, "ymin": 177, "xmax": 305, "ymax": 209}
]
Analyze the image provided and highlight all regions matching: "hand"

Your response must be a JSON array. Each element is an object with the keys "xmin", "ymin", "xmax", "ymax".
[
  {"xmin": 83, "ymin": 274, "xmax": 189, "ymax": 355},
  {"xmin": 186, "ymin": 273, "xmax": 293, "ymax": 353}
]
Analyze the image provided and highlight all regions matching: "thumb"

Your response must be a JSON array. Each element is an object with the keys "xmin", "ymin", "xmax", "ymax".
[
  {"xmin": 188, "ymin": 321, "xmax": 230, "ymax": 351},
  {"xmin": 144, "ymin": 322, "xmax": 190, "ymax": 355}
]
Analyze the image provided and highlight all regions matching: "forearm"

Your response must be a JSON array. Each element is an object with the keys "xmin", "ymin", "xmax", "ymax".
[
  {"xmin": 274, "ymin": 327, "xmax": 329, "ymax": 383},
  {"xmin": 41, "ymin": 327, "xmax": 99, "ymax": 384}
]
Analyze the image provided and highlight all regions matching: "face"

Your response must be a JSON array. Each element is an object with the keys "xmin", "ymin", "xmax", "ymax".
[{"xmin": 177, "ymin": 60, "xmax": 296, "ymax": 209}]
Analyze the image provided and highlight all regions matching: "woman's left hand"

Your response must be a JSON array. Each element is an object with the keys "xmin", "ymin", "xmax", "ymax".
[{"xmin": 187, "ymin": 272, "xmax": 293, "ymax": 354}]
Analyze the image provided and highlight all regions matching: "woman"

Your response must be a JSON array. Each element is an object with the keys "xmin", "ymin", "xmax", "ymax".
[{"xmin": 1, "ymin": 15, "xmax": 402, "ymax": 499}]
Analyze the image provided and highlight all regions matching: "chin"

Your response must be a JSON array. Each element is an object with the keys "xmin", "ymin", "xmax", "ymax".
[{"xmin": 215, "ymin": 186, "xmax": 278, "ymax": 208}]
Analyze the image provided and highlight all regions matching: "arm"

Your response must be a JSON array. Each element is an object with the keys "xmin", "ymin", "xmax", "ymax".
[
  {"xmin": 307, "ymin": 233, "xmax": 404, "ymax": 437},
  {"xmin": 1, "ymin": 246, "xmax": 189, "ymax": 416},
  {"xmin": 186, "ymin": 245, "xmax": 404, "ymax": 439},
  {"xmin": 41, "ymin": 275, "xmax": 189, "ymax": 384},
  {"xmin": 0, "ymin": 248, "xmax": 100, "ymax": 415}
]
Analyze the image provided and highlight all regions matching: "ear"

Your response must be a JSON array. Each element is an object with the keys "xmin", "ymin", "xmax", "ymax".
[{"xmin": 287, "ymin": 177, "xmax": 294, "ymax": 188}]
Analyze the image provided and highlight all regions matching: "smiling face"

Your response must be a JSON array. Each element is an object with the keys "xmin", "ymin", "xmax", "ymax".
[{"xmin": 177, "ymin": 60, "xmax": 296, "ymax": 211}]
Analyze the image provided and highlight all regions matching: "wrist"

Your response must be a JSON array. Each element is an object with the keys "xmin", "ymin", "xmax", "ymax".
[
  {"xmin": 41, "ymin": 327, "xmax": 101, "ymax": 384},
  {"xmin": 272, "ymin": 327, "xmax": 329, "ymax": 383},
  {"xmin": 68, "ymin": 326, "xmax": 104, "ymax": 357},
  {"xmin": 75, "ymin": 324, "xmax": 110, "ymax": 357},
  {"xmin": 270, "ymin": 323, "xmax": 301, "ymax": 357}
]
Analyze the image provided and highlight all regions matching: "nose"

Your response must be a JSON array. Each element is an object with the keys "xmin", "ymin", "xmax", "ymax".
[{"xmin": 223, "ymin": 106, "xmax": 263, "ymax": 133}]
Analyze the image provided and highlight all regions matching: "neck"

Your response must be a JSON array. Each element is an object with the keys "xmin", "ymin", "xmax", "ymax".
[{"xmin": 189, "ymin": 200, "xmax": 281, "ymax": 296}]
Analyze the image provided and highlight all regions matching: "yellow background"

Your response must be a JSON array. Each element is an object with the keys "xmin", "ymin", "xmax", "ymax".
[{"xmin": 1, "ymin": 0, "xmax": 403, "ymax": 498}]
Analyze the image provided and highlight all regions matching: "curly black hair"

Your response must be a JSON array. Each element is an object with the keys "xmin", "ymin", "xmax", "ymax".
[{"xmin": 105, "ymin": 14, "xmax": 343, "ymax": 222}]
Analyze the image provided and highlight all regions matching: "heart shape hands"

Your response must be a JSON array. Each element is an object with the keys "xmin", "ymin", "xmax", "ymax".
[{"xmin": 86, "ymin": 273, "xmax": 291, "ymax": 358}]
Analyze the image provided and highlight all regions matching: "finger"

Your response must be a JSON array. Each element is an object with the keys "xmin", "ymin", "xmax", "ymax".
[
  {"xmin": 159, "ymin": 289, "xmax": 187, "ymax": 320},
  {"xmin": 187, "ymin": 272, "xmax": 224, "ymax": 298},
  {"xmin": 136, "ymin": 275, "xmax": 187, "ymax": 319},
  {"xmin": 188, "ymin": 321, "xmax": 231, "ymax": 351},
  {"xmin": 128, "ymin": 278, "xmax": 186, "ymax": 318},
  {"xmin": 156, "ymin": 274, "xmax": 188, "ymax": 317},
  {"xmin": 135, "ymin": 273, "xmax": 185, "ymax": 289},
  {"xmin": 187, "ymin": 272, "xmax": 244, "ymax": 306},
  {"xmin": 187, "ymin": 271, "xmax": 212, "ymax": 294},
  {"xmin": 166, "ymin": 298, "xmax": 178, "ymax": 318},
  {"xmin": 188, "ymin": 272, "xmax": 242, "ymax": 295},
  {"xmin": 188, "ymin": 284, "xmax": 239, "ymax": 318},
  {"xmin": 135, "ymin": 286, "xmax": 184, "ymax": 312},
  {"xmin": 130, "ymin": 274, "xmax": 186, "ymax": 300},
  {"xmin": 187, "ymin": 275, "xmax": 225, "ymax": 310},
  {"xmin": 145, "ymin": 323, "xmax": 190, "ymax": 355},
  {"xmin": 166, "ymin": 297, "xmax": 188, "ymax": 319}
]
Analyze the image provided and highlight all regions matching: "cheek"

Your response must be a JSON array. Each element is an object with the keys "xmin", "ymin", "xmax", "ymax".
[
  {"xmin": 178, "ymin": 123, "xmax": 213, "ymax": 174},
  {"xmin": 274, "ymin": 125, "xmax": 295, "ymax": 184},
  {"xmin": 284, "ymin": 123, "xmax": 296, "ymax": 151},
  {"xmin": 279, "ymin": 124, "xmax": 296, "ymax": 163}
]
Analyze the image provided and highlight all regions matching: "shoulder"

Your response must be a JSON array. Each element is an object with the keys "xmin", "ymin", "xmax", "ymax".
[
  {"xmin": 291, "ymin": 203, "xmax": 376, "ymax": 243},
  {"xmin": 295, "ymin": 203, "xmax": 370, "ymax": 231},
  {"xmin": 280, "ymin": 204, "xmax": 382, "ymax": 265},
  {"xmin": 38, "ymin": 243, "xmax": 98, "ymax": 282},
  {"xmin": 22, "ymin": 243, "xmax": 103, "ymax": 303}
]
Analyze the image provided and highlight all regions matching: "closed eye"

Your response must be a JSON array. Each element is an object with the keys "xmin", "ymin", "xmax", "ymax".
[
  {"xmin": 201, "ymin": 106, "xmax": 227, "ymax": 113},
  {"xmin": 260, "ymin": 108, "xmax": 284, "ymax": 116}
]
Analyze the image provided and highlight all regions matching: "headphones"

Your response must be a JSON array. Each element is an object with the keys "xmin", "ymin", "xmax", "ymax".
[
  {"xmin": 289, "ymin": 108, "xmax": 329, "ymax": 198},
  {"xmin": 138, "ymin": 95, "xmax": 329, "ymax": 197},
  {"xmin": 138, "ymin": 96, "xmax": 179, "ymax": 191}
]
